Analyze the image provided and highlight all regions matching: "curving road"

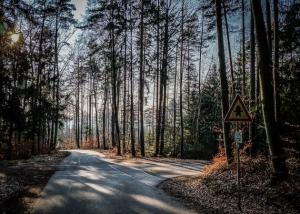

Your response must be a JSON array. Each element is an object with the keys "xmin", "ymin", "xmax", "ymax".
[{"xmin": 32, "ymin": 150, "xmax": 207, "ymax": 214}]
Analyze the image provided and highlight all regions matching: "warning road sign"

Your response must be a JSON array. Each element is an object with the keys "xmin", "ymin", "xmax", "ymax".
[{"xmin": 224, "ymin": 94, "xmax": 252, "ymax": 122}]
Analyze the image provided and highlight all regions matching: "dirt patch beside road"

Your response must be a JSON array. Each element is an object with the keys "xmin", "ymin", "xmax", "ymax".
[{"xmin": 0, "ymin": 151, "xmax": 70, "ymax": 213}]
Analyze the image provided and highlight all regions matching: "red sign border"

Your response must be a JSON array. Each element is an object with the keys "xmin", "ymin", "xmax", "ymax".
[{"xmin": 224, "ymin": 94, "xmax": 252, "ymax": 122}]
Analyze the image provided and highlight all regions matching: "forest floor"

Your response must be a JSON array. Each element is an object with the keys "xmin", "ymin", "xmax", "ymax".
[
  {"xmin": 0, "ymin": 151, "xmax": 71, "ymax": 213},
  {"xmin": 159, "ymin": 155, "xmax": 300, "ymax": 214},
  {"xmin": 0, "ymin": 150, "xmax": 300, "ymax": 214}
]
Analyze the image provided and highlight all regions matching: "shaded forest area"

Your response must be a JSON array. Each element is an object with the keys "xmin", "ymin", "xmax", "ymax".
[{"xmin": 0, "ymin": 0, "xmax": 300, "ymax": 177}]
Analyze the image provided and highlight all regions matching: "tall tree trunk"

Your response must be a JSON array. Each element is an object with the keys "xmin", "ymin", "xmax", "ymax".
[
  {"xmin": 179, "ymin": 0, "xmax": 185, "ymax": 159},
  {"xmin": 155, "ymin": 0, "xmax": 161, "ymax": 156},
  {"xmin": 159, "ymin": 3, "xmax": 170, "ymax": 156},
  {"xmin": 76, "ymin": 58, "xmax": 80, "ymax": 148},
  {"xmin": 215, "ymin": 0, "xmax": 232, "ymax": 164},
  {"xmin": 249, "ymin": 9, "xmax": 256, "ymax": 156},
  {"xmin": 107, "ymin": 102, "xmax": 110, "ymax": 147},
  {"xmin": 155, "ymin": 61, "xmax": 163, "ymax": 156},
  {"xmin": 86, "ymin": 85, "xmax": 89, "ymax": 142},
  {"xmin": 273, "ymin": 0, "xmax": 281, "ymax": 130},
  {"xmin": 102, "ymin": 72, "xmax": 108, "ymax": 149},
  {"xmin": 122, "ymin": 56, "xmax": 127, "ymax": 154},
  {"xmin": 251, "ymin": 0, "xmax": 288, "ymax": 180},
  {"xmin": 110, "ymin": 4, "xmax": 121, "ymax": 154},
  {"xmin": 173, "ymin": 43, "xmax": 178, "ymax": 157},
  {"xmin": 54, "ymin": 12, "xmax": 59, "ymax": 150},
  {"xmin": 139, "ymin": 0, "xmax": 145, "ymax": 157},
  {"xmin": 89, "ymin": 64, "xmax": 92, "ymax": 139},
  {"xmin": 129, "ymin": 2, "xmax": 135, "ymax": 157},
  {"xmin": 80, "ymin": 86, "xmax": 84, "ymax": 146},
  {"xmin": 152, "ymin": 70, "xmax": 156, "ymax": 142},
  {"xmin": 93, "ymin": 73, "xmax": 100, "ymax": 149},
  {"xmin": 122, "ymin": 0, "xmax": 128, "ymax": 154},
  {"xmin": 242, "ymin": 0, "xmax": 246, "ymax": 100},
  {"xmin": 266, "ymin": 0, "xmax": 272, "ymax": 54},
  {"xmin": 196, "ymin": 17, "xmax": 204, "ymax": 143},
  {"xmin": 187, "ymin": 40, "xmax": 190, "ymax": 111},
  {"xmin": 222, "ymin": 2, "xmax": 235, "ymax": 98}
]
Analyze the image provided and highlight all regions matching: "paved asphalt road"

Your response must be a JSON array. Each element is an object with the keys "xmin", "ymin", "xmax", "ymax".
[{"xmin": 32, "ymin": 150, "xmax": 207, "ymax": 214}]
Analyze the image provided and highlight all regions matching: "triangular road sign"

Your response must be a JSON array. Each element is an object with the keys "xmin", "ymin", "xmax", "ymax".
[{"xmin": 224, "ymin": 94, "xmax": 252, "ymax": 122}]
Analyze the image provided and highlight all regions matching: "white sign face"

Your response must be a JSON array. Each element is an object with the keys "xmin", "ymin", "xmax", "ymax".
[{"xmin": 235, "ymin": 132, "xmax": 243, "ymax": 144}]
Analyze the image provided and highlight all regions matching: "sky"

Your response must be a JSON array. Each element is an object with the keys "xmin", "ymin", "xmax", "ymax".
[{"xmin": 71, "ymin": 0, "xmax": 87, "ymax": 21}]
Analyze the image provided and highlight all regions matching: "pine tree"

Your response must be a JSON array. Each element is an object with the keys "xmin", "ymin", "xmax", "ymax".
[
  {"xmin": 251, "ymin": 0, "xmax": 288, "ymax": 180},
  {"xmin": 215, "ymin": 0, "xmax": 232, "ymax": 164}
]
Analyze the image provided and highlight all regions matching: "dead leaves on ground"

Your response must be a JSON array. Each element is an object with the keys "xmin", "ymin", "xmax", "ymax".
[
  {"xmin": 0, "ymin": 151, "xmax": 70, "ymax": 213},
  {"xmin": 159, "ymin": 156, "xmax": 300, "ymax": 214}
]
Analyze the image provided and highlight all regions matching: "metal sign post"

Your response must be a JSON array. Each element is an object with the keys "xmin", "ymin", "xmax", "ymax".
[
  {"xmin": 224, "ymin": 94, "xmax": 252, "ymax": 211},
  {"xmin": 235, "ymin": 127, "xmax": 242, "ymax": 211}
]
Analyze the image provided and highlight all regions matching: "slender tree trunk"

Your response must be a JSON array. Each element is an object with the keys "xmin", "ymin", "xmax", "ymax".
[
  {"xmin": 251, "ymin": 0, "xmax": 288, "ymax": 180},
  {"xmin": 242, "ymin": 0, "xmax": 246, "ymax": 101},
  {"xmin": 159, "ymin": 3, "xmax": 170, "ymax": 156},
  {"xmin": 130, "ymin": 2, "xmax": 135, "ymax": 157},
  {"xmin": 75, "ymin": 106, "xmax": 77, "ymax": 147},
  {"xmin": 187, "ymin": 40, "xmax": 190, "ymax": 111},
  {"xmin": 152, "ymin": 71, "xmax": 156, "ymax": 142},
  {"xmin": 222, "ymin": 2, "xmax": 235, "ymax": 98},
  {"xmin": 110, "ymin": 98, "xmax": 114, "ymax": 145},
  {"xmin": 49, "ymin": 55, "xmax": 55, "ymax": 148},
  {"xmin": 76, "ymin": 58, "xmax": 80, "ymax": 148},
  {"xmin": 122, "ymin": 59, "xmax": 127, "ymax": 154},
  {"xmin": 89, "ymin": 65, "xmax": 92, "ymax": 139},
  {"xmin": 122, "ymin": 0, "xmax": 128, "ymax": 154},
  {"xmin": 37, "ymin": 68, "xmax": 44, "ymax": 153},
  {"xmin": 155, "ymin": 0, "xmax": 161, "ymax": 156},
  {"xmin": 139, "ymin": 0, "xmax": 145, "ymax": 157},
  {"xmin": 249, "ymin": 10, "xmax": 256, "ymax": 156},
  {"xmin": 273, "ymin": 0, "xmax": 281, "ymax": 130},
  {"xmin": 86, "ymin": 85, "xmax": 89, "ymax": 142},
  {"xmin": 159, "ymin": 69, "xmax": 166, "ymax": 156},
  {"xmin": 110, "ymin": 4, "xmax": 121, "ymax": 153},
  {"xmin": 54, "ymin": 12, "xmax": 60, "ymax": 150},
  {"xmin": 266, "ymin": 0, "xmax": 272, "ymax": 54},
  {"xmin": 102, "ymin": 72, "xmax": 108, "ymax": 149},
  {"xmin": 107, "ymin": 101, "xmax": 111, "ymax": 147},
  {"xmin": 196, "ymin": 18, "xmax": 204, "ymax": 143},
  {"xmin": 215, "ymin": 0, "xmax": 232, "ymax": 164},
  {"xmin": 179, "ymin": 0, "xmax": 185, "ymax": 159},
  {"xmin": 93, "ymin": 74, "xmax": 100, "ymax": 149},
  {"xmin": 173, "ymin": 43, "xmax": 178, "ymax": 157},
  {"xmin": 155, "ymin": 65, "xmax": 163, "ymax": 156},
  {"xmin": 80, "ymin": 87, "xmax": 83, "ymax": 146}
]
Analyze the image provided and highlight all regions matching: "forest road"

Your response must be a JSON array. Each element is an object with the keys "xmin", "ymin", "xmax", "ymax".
[{"xmin": 31, "ymin": 150, "xmax": 207, "ymax": 214}]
